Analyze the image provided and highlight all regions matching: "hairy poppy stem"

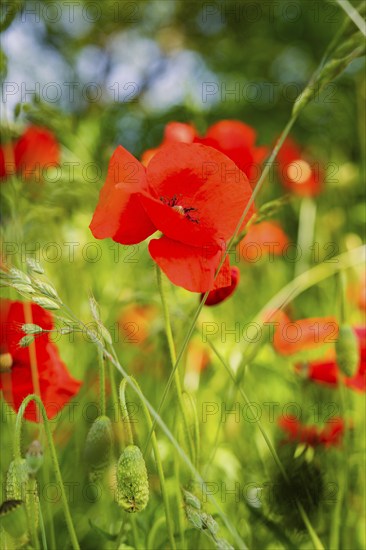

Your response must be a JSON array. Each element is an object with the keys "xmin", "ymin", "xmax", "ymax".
[
  {"xmin": 119, "ymin": 379, "xmax": 134, "ymax": 445},
  {"xmin": 294, "ymin": 197, "xmax": 317, "ymax": 278},
  {"xmin": 121, "ymin": 377, "xmax": 177, "ymax": 550},
  {"xmin": 13, "ymin": 395, "xmax": 80, "ymax": 550},
  {"xmin": 97, "ymin": 345, "xmax": 106, "ymax": 416},
  {"xmin": 155, "ymin": 266, "xmax": 196, "ymax": 464}
]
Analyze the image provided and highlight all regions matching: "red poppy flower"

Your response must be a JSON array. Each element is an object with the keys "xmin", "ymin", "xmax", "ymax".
[
  {"xmin": 186, "ymin": 338, "xmax": 211, "ymax": 373},
  {"xmin": 118, "ymin": 304, "xmax": 158, "ymax": 346},
  {"xmin": 273, "ymin": 315, "xmax": 338, "ymax": 356},
  {"xmin": 278, "ymin": 415, "xmax": 345, "ymax": 448},
  {"xmin": 0, "ymin": 300, "xmax": 81, "ymax": 422},
  {"xmin": 203, "ymin": 266, "xmax": 240, "ymax": 306},
  {"xmin": 90, "ymin": 142, "xmax": 254, "ymax": 292},
  {"xmin": 276, "ymin": 138, "xmax": 322, "ymax": 196},
  {"xmin": 0, "ymin": 126, "xmax": 59, "ymax": 181},
  {"xmin": 141, "ymin": 120, "xmax": 268, "ymax": 187},
  {"xmin": 237, "ymin": 220, "xmax": 289, "ymax": 262},
  {"xmin": 298, "ymin": 326, "xmax": 366, "ymax": 392}
]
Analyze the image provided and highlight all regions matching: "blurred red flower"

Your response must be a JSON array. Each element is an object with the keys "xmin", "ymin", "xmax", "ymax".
[
  {"xmin": 273, "ymin": 315, "xmax": 338, "ymax": 356},
  {"xmin": 0, "ymin": 126, "xmax": 60, "ymax": 181},
  {"xmin": 297, "ymin": 326, "xmax": 366, "ymax": 392},
  {"xmin": 203, "ymin": 266, "xmax": 240, "ymax": 306},
  {"xmin": 237, "ymin": 220, "xmax": 289, "ymax": 262},
  {"xmin": 0, "ymin": 299, "xmax": 81, "ymax": 422},
  {"xmin": 118, "ymin": 304, "xmax": 158, "ymax": 346},
  {"xmin": 90, "ymin": 142, "xmax": 254, "ymax": 292},
  {"xmin": 347, "ymin": 271, "xmax": 366, "ymax": 312},
  {"xmin": 141, "ymin": 120, "xmax": 268, "ymax": 187},
  {"xmin": 276, "ymin": 138, "xmax": 322, "ymax": 196},
  {"xmin": 186, "ymin": 338, "xmax": 211, "ymax": 373},
  {"xmin": 278, "ymin": 415, "xmax": 345, "ymax": 448}
]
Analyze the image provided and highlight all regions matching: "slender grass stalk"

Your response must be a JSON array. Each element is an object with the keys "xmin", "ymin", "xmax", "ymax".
[
  {"xmin": 174, "ymin": 455, "xmax": 186, "ymax": 549},
  {"xmin": 38, "ymin": 499, "xmax": 48, "ymax": 550},
  {"xmin": 119, "ymin": 379, "xmax": 134, "ymax": 446},
  {"xmin": 97, "ymin": 345, "xmax": 106, "ymax": 416},
  {"xmin": 130, "ymin": 517, "xmax": 140, "ymax": 550},
  {"xmin": 334, "ymin": 0, "xmax": 366, "ymax": 35},
  {"xmin": 156, "ymin": 266, "xmax": 196, "ymax": 463},
  {"xmin": 208, "ymin": 341, "xmax": 325, "ymax": 550},
  {"xmin": 146, "ymin": 516, "xmax": 166, "ymax": 550},
  {"xmin": 121, "ymin": 377, "xmax": 177, "ymax": 550},
  {"xmin": 27, "ymin": 477, "xmax": 40, "ymax": 550},
  {"xmin": 41, "ymin": 462, "xmax": 56, "ymax": 550},
  {"xmin": 294, "ymin": 197, "xmax": 317, "ymax": 277},
  {"xmin": 330, "ymin": 273, "xmax": 350, "ymax": 549},
  {"xmin": 329, "ymin": 384, "xmax": 347, "ymax": 550},
  {"xmin": 183, "ymin": 391, "xmax": 200, "ymax": 469},
  {"xmin": 13, "ymin": 395, "xmax": 80, "ymax": 550}
]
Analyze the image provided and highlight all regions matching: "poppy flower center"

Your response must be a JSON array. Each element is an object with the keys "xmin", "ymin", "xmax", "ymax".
[
  {"xmin": 160, "ymin": 194, "xmax": 199, "ymax": 224},
  {"xmin": 0, "ymin": 352, "xmax": 13, "ymax": 371}
]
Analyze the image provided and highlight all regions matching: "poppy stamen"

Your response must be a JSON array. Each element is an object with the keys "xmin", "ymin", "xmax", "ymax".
[
  {"xmin": 160, "ymin": 195, "xmax": 199, "ymax": 224},
  {"xmin": 0, "ymin": 353, "xmax": 13, "ymax": 372}
]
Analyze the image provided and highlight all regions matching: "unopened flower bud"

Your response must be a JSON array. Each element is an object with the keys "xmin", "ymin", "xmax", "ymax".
[
  {"xmin": 116, "ymin": 445, "xmax": 149, "ymax": 513},
  {"xmin": 84, "ymin": 416, "xmax": 113, "ymax": 479},
  {"xmin": 0, "ymin": 499, "xmax": 28, "ymax": 539},
  {"xmin": 6, "ymin": 459, "xmax": 29, "ymax": 501},
  {"xmin": 335, "ymin": 325, "xmax": 359, "ymax": 377}
]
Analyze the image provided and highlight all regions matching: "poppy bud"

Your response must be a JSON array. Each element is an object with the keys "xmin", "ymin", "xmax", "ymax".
[
  {"xmin": 6, "ymin": 459, "xmax": 29, "ymax": 501},
  {"xmin": 0, "ymin": 500, "xmax": 28, "ymax": 540},
  {"xmin": 335, "ymin": 325, "xmax": 359, "ymax": 377},
  {"xmin": 84, "ymin": 416, "xmax": 113, "ymax": 480},
  {"xmin": 26, "ymin": 440, "xmax": 43, "ymax": 475},
  {"xmin": 116, "ymin": 445, "xmax": 149, "ymax": 513}
]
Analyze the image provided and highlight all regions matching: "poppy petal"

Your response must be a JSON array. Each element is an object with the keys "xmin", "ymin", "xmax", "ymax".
[
  {"xmin": 14, "ymin": 126, "xmax": 60, "ymax": 180},
  {"xmin": 146, "ymin": 142, "xmax": 254, "ymax": 243},
  {"xmin": 148, "ymin": 236, "xmax": 225, "ymax": 292},
  {"xmin": 90, "ymin": 146, "xmax": 156, "ymax": 245},
  {"xmin": 204, "ymin": 266, "xmax": 240, "ymax": 306}
]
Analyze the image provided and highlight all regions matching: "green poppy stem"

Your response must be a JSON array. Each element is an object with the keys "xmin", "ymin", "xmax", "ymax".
[
  {"xmin": 156, "ymin": 265, "xmax": 196, "ymax": 463},
  {"xmin": 294, "ymin": 196, "xmax": 317, "ymax": 278},
  {"xmin": 13, "ymin": 395, "xmax": 80, "ymax": 550},
  {"xmin": 97, "ymin": 345, "xmax": 106, "ymax": 416},
  {"xmin": 119, "ymin": 379, "xmax": 134, "ymax": 446}
]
